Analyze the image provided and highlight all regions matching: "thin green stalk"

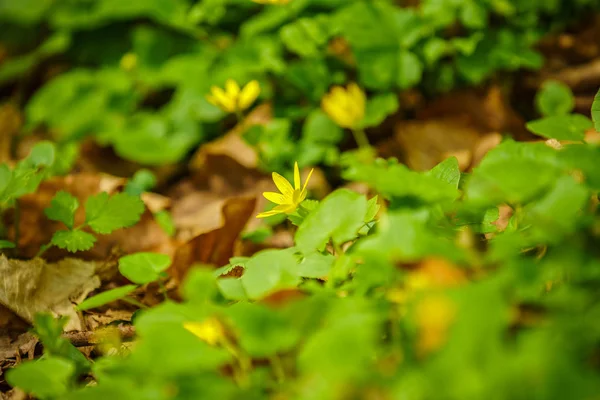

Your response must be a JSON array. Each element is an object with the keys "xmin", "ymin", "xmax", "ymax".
[
  {"xmin": 351, "ymin": 128, "xmax": 370, "ymax": 149},
  {"xmin": 122, "ymin": 296, "xmax": 149, "ymax": 309},
  {"xmin": 269, "ymin": 354, "xmax": 286, "ymax": 384}
]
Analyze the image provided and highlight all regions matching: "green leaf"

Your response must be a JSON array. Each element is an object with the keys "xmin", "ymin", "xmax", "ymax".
[
  {"xmin": 45, "ymin": 191, "xmax": 79, "ymax": 229},
  {"xmin": 118, "ymin": 252, "xmax": 171, "ymax": 285},
  {"xmin": 536, "ymin": 80, "xmax": 575, "ymax": 117},
  {"xmin": 23, "ymin": 141, "xmax": 56, "ymax": 168},
  {"xmin": 226, "ymin": 302, "xmax": 300, "ymax": 357},
  {"xmin": 397, "ymin": 50, "xmax": 423, "ymax": 89},
  {"xmin": 154, "ymin": 210, "xmax": 176, "ymax": 237},
  {"xmin": 280, "ymin": 16, "xmax": 330, "ymax": 57},
  {"xmin": 360, "ymin": 93, "xmax": 399, "ymax": 129},
  {"xmin": 592, "ymin": 89, "xmax": 600, "ymax": 132},
  {"xmin": 481, "ymin": 207, "xmax": 500, "ymax": 233},
  {"xmin": 295, "ymin": 189, "xmax": 368, "ymax": 253},
  {"xmin": 85, "ymin": 192, "xmax": 145, "ymax": 234},
  {"xmin": 355, "ymin": 209, "xmax": 463, "ymax": 262},
  {"xmin": 0, "ymin": 240, "xmax": 16, "ymax": 249},
  {"xmin": 77, "ymin": 285, "xmax": 138, "ymax": 311},
  {"xmin": 217, "ymin": 278, "xmax": 248, "ymax": 301},
  {"xmin": 465, "ymin": 140, "xmax": 563, "ymax": 206},
  {"xmin": 51, "ymin": 230, "xmax": 96, "ymax": 253},
  {"xmin": 344, "ymin": 161, "xmax": 459, "ymax": 204},
  {"xmin": 297, "ymin": 252, "xmax": 335, "ymax": 279},
  {"xmin": 364, "ymin": 196, "xmax": 380, "ymax": 223},
  {"xmin": 427, "ymin": 156, "xmax": 461, "ymax": 189},
  {"xmin": 524, "ymin": 175, "xmax": 589, "ymax": 243},
  {"xmin": 6, "ymin": 357, "xmax": 75, "ymax": 399},
  {"xmin": 241, "ymin": 249, "xmax": 300, "ymax": 299},
  {"xmin": 526, "ymin": 114, "xmax": 593, "ymax": 141},
  {"xmin": 32, "ymin": 314, "xmax": 90, "ymax": 373},
  {"xmin": 124, "ymin": 169, "xmax": 157, "ymax": 196},
  {"xmin": 302, "ymin": 109, "xmax": 343, "ymax": 144},
  {"xmin": 298, "ymin": 298, "xmax": 379, "ymax": 381}
]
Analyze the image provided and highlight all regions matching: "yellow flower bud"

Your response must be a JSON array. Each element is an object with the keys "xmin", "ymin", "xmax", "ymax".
[
  {"xmin": 321, "ymin": 83, "xmax": 366, "ymax": 129},
  {"xmin": 183, "ymin": 318, "xmax": 225, "ymax": 346},
  {"xmin": 206, "ymin": 79, "xmax": 260, "ymax": 114}
]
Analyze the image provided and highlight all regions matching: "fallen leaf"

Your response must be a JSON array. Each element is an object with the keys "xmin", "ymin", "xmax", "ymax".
[
  {"xmin": 189, "ymin": 103, "xmax": 271, "ymax": 171},
  {"xmin": 0, "ymin": 255, "xmax": 101, "ymax": 331},
  {"xmin": 170, "ymin": 196, "xmax": 257, "ymax": 282},
  {"xmin": 384, "ymin": 117, "xmax": 481, "ymax": 171},
  {"xmin": 0, "ymin": 104, "xmax": 22, "ymax": 164}
]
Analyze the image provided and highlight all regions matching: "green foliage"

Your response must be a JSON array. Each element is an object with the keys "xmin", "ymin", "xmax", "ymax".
[
  {"xmin": 2, "ymin": 0, "xmax": 596, "ymax": 168},
  {"xmin": 536, "ymin": 80, "xmax": 575, "ymax": 116},
  {"xmin": 593, "ymin": 88, "xmax": 600, "ymax": 132},
  {"xmin": 4, "ymin": 1, "xmax": 600, "ymax": 399},
  {"xmin": 5, "ymin": 357, "xmax": 75, "ymax": 400},
  {"xmin": 118, "ymin": 252, "xmax": 171, "ymax": 285},
  {"xmin": 45, "ymin": 191, "xmax": 144, "ymax": 253},
  {"xmin": 77, "ymin": 284, "xmax": 137, "ymax": 311},
  {"xmin": 526, "ymin": 114, "xmax": 593, "ymax": 141}
]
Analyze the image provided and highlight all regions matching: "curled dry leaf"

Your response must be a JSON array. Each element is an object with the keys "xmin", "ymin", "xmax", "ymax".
[
  {"xmin": 170, "ymin": 196, "xmax": 257, "ymax": 282},
  {"xmin": 382, "ymin": 86, "xmax": 526, "ymax": 171},
  {"xmin": 171, "ymin": 153, "xmax": 272, "ymax": 241},
  {"xmin": 0, "ymin": 255, "xmax": 101, "ymax": 331},
  {"xmin": 189, "ymin": 103, "xmax": 271, "ymax": 171}
]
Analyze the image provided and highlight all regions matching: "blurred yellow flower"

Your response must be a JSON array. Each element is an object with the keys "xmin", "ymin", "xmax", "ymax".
[
  {"xmin": 183, "ymin": 318, "xmax": 224, "ymax": 346},
  {"xmin": 257, "ymin": 162, "xmax": 314, "ymax": 218},
  {"xmin": 252, "ymin": 0, "xmax": 291, "ymax": 4},
  {"xmin": 120, "ymin": 52, "xmax": 138, "ymax": 71},
  {"xmin": 415, "ymin": 295, "xmax": 456, "ymax": 356},
  {"xmin": 321, "ymin": 83, "xmax": 366, "ymax": 129},
  {"xmin": 206, "ymin": 79, "xmax": 260, "ymax": 114}
]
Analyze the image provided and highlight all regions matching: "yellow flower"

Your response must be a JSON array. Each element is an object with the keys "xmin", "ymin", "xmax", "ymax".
[
  {"xmin": 252, "ymin": 0, "xmax": 290, "ymax": 4},
  {"xmin": 257, "ymin": 162, "xmax": 314, "ymax": 218},
  {"xmin": 415, "ymin": 295, "xmax": 456, "ymax": 356},
  {"xmin": 183, "ymin": 318, "xmax": 224, "ymax": 346},
  {"xmin": 206, "ymin": 79, "xmax": 260, "ymax": 114},
  {"xmin": 321, "ymin": 83, "xmax": 366, "ymax": 129},
  {"xmin": 119, "ymin": 52, "xmax": 137, "ymax": 71}
]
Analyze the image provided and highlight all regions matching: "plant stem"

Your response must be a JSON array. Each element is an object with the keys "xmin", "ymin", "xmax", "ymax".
[
  {"xmin": 13, "ymin": 200, "xmax": 20, "ymax": 256},
  {"xmin": 352, "ymin": 128, "xmax": 370, "ymax": 149},
  {"xmin": 269, "ymin": 354, "xmax": 286, "ymax": 384},
  {"xmin": 122, "ymin": 296, "xmax": 148, "ymax": 309},
  {"xmin": 235, "ymin": 109, "xmax": 245, "ymax": 124},
  {"xmin": 221, "ymin": 337, "xmax": 251, "ymax": 388}
]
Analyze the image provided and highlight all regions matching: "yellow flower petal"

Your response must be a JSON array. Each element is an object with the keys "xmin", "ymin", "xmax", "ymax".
[
  {"xmin": 184, "ymin": 319, "xmax": 224, "ymax": 346},
  {"xmin": 210, "ymin": 86, "xmax": 236, "ymax": 112},
  {"xmin": 348, "ymin": 83, "xmax": 366, "ymax": 119},
  {"xmin": 263, "ymin": 191, "xmax": 287, "ymax": 204},
  {"xmin": 225, "ymin": 79, "xmax": 240, "ymax": 97},
  {"xmin": 301, "ymin": 168, "xmax": 314, "ymax": 193},
  {"xmin": 238, "ymin": 80, "xmax": 260, "ymax": 110},
  {"xmin": 293, "ymin": 162, "xmax": 301, "ymax": 190},
  {"xmin": 272, "ymin": 172, "xmax": 294, "ymax": 198},
  {"xmin": 257, "ymin": 203, "xmax": 295, "ymax": 218}
]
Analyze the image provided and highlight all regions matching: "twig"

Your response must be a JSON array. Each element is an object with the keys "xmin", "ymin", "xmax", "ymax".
[{"xmin": 63, "ymin": 325, "xmax": 136, "ymax": 347}]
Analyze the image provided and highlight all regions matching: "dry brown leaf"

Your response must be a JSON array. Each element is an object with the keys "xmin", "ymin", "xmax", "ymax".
[
  {"xmin": 189, "ymin": 103, "xmax": 271, "ymax": 171},
  {"xmin": 415, "ymin": 85, "xmax": 526, "ymax": 135},
  {"xmin": 0, "ymin": 332, "xmax": 37, "ymax": 363},
  {"xmin": 171, "ymin": 153, "xmax": 273, "ymax": 240},
  {"xmin": 0, "ymin": 255, "xmax": 101, "ymax": 331},
  {"xmin": 170, "ymin": 196, "xmax": 257, "ymax": 282},
  {"xmin": 0, "ymin": 104, "xmax": 22, "ymax": 164},
  {"xmin": 385, "ymin": 117, "xmax": 482, "ymax": 171}
]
